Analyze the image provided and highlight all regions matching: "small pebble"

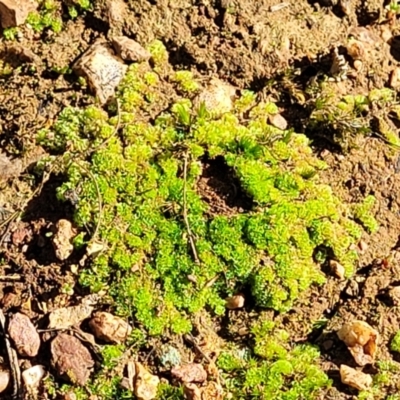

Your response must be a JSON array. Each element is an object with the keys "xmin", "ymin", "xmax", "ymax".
[
  {"xmin": 268, "ymin": 113, "xmax": 288, "ymax": 130},
  {"xmin": 330, "ymin": 260, "xmax": 345, "ymax": 280},
  {"xmin": 225, "ymin": 294, "xmax": 245, "ymax": 309}
]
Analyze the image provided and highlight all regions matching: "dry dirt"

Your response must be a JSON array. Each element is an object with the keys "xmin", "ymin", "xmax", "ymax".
[{"xmin": 1, "ymin": 0, "xmax": 400, "ymax": 398}]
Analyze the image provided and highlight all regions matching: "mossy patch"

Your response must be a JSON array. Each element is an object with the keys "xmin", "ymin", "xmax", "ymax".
[{"xmin": 37, "ymin": 41, "xmax": 377, "ymax": 397}]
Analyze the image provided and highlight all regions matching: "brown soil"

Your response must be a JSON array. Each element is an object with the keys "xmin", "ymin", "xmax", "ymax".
[{"xmin": 1, "ymin": 0, "xmax": 400, "ymax": 398}]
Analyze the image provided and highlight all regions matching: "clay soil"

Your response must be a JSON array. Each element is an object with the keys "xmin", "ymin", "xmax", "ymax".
[{"xmin": 1, "ymin": 0, "xmax": 400, "ymax": 398}]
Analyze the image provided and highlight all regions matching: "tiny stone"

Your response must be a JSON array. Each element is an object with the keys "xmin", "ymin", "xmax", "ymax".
[
  {"xmin": 89, "ymin": 311, "xmax": 132, "ymax": 344},
  {"xmin": 22, "ymin": 365, "xmax": 46, "ymax": 389},
  {"xmin": 225, "ymin": 294, "xmax": 245, "ymax": 309},
  {"xmin": 390, "ymin": 67, "xmax": 400, "ymax": 89},
  {"xmin": 112, "ymin": 36, "xmax": 151, "ymax": 62},
  {"xmin": 171, "ymin": 363, "xmax": 207, "ymax": 383},
  {"xmin": 8, "ymin": 313, "xmax": 40, "ymax": 357},
  {"xmin": 73, "ymin": 42, "xmax": 127, "ymax": 105},
  {"xmin": 353, "ymin": 60, "xmax": 363, "ymax": 72},
  {"xmin": 268, "ymin": 113, "xmax": 288, "ymax": 130},
  {"xmin": 340, "ymin": 364, "xmax": 372, "ymax": 390},
  {"xmin": 358, "ymin": 240, "xmax": 368, "ymax": 253},
  {"xmin": 52, "ymin": 219, "xmax": 76, "ymax": 261},
  {"xmin": 134, "ymin": 362, "xmax": 159, "ymax": 400},
  {"xmin": 330, "ymin": 260, "xmax": 345, "ymax": 280},
  {"xmin": 0, "ymin": 369, "xmax": 10, "ymax": 393}
]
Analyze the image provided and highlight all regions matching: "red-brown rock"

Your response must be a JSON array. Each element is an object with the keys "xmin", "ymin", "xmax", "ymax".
[
  {"xmin": 8, "ymin": 313, "xmax": 40, "ymax": 357},
  {"xmin": 51, "ymin": 333, "xmax": 94, "ymax": 385}
]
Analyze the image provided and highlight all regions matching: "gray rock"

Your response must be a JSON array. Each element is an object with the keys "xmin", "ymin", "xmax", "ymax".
[{"xmin": 73, "ymin": 42, "xmax": 127, "ymax": 104}]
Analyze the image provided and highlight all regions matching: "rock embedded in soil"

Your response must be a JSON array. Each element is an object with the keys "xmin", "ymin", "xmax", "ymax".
[
  {"xmin": 193, "ymin": 78, "xmax": 236, "ymax": 115},
  {"xmin": 52, "ymin": 219, "xmax": 77, "ymax": 261},
  {"xmin": 22, "ymin": 365, "xmax": 46, "ymax": 389},
  {"xmin": 134, "ymin": 362, "xmax": 159, "ymax": 400},
  {"xmin": 0, "ymin": 0, "xmax": 37, "ymax": 28},
  {"xmin": 73, "ymin": 42, "xmax": 128, "ymax": 105},
  {"xmin": 390, "ymin": 67, "xmax": 400, "ymax": 89},
  {"xmin": 225, "ymin": 294, "xmax": 245, "ymax": 309},
  {"xmin": 48, "ymin": 303, "xmax": 94, "ymax": 330},
  {"xmin": 329, "ymin": 260, "xmax": 345, "ymax": 280},
  {"xmin": 111, "ymin": 36, "xmax": 151, "ymax": 62},
  {"xmin": 171, "ymin": 363, "xmax": 207, "ymax": 383},
  {"xmin": 50, "ymin": 333, "xmax": 94, "ymax": 386},
  {"xmin": 340, "ymin": 365, "xmax": 372, "ymax": 391},
  {"xmin": 268, "ymin": 113, "xmax": 288, "ymax": 131},
  {"xmin": 89, "ymin": 311, "xmax": 132, "ymax": 343},
  {"xmin": 337, "ymin": 321, "xmax": 379, "ymax": 366},
  {"xmin": 8, "ymin": 312, "xmax": 40, "ymax": 357}
]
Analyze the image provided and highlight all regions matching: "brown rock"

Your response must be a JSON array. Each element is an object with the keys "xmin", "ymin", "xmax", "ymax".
[
  {"xmin": 8, "ymin": 313, "xmax": 40, "ymax": 357},
  {"xmin": 112, "ymin": 36, "xmax": 151, "ymax": 62},
  {"xmin": 51, "ymin": 333, "xmax": 94, "ymax": 385},
  {"xmin": 340, "ymin": 365, "xmax": 372, "ymax": 391},
  {"xmin": 52, "ymin": 219, "xmax": 76, "ymax": 261},
  {"xmin": 171, "ymin": 363, "xmax": 207, "ymax": 383},
  {"xmin": 134, "ymin": 362, "xmax": 159, "ymax": 400},
  {"xmin": 330, "ymin": 260, "xmax": 345, "ymax": 280},
  {"xmin": 337, "ymin": 321, "xmax": 379, "ymax": 366},
  {"xmin": 73, "ymin": 42, "xmax": 127, "ymax": 105},
  {"xmin": 89, "ymin": 311, "xmax": 131, "ymax": 343},
  {"xmin": 0, "ymin": 0, "xmax": 37, "ymax": 28},
  {"xmin": 225, "ymin": 294, "xmax": 245, "ymax": 310},
  {"xmin": 268, "ymin": 113, "xmax": 288, "ymax": 130}
]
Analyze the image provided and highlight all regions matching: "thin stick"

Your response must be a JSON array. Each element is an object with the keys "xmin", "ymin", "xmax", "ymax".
[
  {"xmin": 0, "ymin": 310, "xmax": 21, "ymax": 399},
  {"xmin": 183, "ymin": 155, "xmax": 200, "ymax": 264}
]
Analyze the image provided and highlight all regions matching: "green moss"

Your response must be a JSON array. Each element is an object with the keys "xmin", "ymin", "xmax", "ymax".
[
  {"xmin": 37, "ymin": 40, "xmax": 378, "ymax": 398},
  {"xmin": 391, "ymin": 331, "xmax": 400, "ymax": 353},
  {"xmin": 215, "ymin": 316, "xmax": 331, "ymax": 399},
  {"xmin": 352, "ymin": 195, "xmax": 379, "ymax": 234},
  {"xmin": 38, "ymin": 41, "xmax": 369, "ymax": 335},
  {"xmin": 26, "ymin": 0, "xmax": 63, "ymax": 33}
]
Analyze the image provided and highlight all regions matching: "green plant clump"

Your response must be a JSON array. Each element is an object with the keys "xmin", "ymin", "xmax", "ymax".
[
  {"xmin": 217, "ymin": 317, "xmax": 331, "ymax": 399},
  {"xmin": 26, "ymin": 0, "xmax": 63, "ymax": 33},
  {"xmin": 39, "ymin": 42, "xmax": 368, "ymax": 336},
  {"xmin": 391, "ymin": 331, "xmax": 400, "ymax": 353}
]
